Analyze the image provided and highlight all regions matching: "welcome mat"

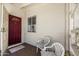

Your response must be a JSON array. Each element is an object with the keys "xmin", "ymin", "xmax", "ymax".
[{"xmin": 9, "ymin": 45, "xmax": 25, "ymax": 53}]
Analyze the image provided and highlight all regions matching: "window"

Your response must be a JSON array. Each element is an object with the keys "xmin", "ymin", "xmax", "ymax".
[{"xmin": 28, "ymin": 16, "xmax": 36, "ymax": 32}]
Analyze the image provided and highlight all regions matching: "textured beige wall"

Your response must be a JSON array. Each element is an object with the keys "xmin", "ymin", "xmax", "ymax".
[
  {"xmin": 74, "ymin": 5, "xmax": 79, "ymax": 28},
  {"xmin": 3, "ymin": 6, "xmax": 9, "ymax": 52},
  {"xmin": 0, "ymin": 3, "xmax": 2, "ymax": 50},
  {"xmin": 24, "ymin": 4, "xmax": 66, "ymax": 48}
]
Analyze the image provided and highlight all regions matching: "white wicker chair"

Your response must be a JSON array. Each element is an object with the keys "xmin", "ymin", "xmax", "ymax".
[
  {"xmin": 41, "ymin": 42, "xmax": 65, "ymax": 56},
  {"xmin": 37, "ymin": 37, "xmax": 51, "ymax": 50},
  {"xmin": 36, "ymin": 36, "xmax": 51, "ymax": 53}
]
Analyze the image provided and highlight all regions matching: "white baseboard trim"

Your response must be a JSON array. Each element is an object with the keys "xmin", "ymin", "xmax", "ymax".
[
  {"xmin": 24, "ymin": 41, "xmax": 36, "ymax": 47},
  {"xmin": 8, "ymin": 43, "xmax": 23, "ymax": 49}
]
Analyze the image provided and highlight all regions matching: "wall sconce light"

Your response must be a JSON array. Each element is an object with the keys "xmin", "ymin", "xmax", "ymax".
[{"xmin": 0, "ymin": 27, "xmax": 6, "ymax": 32}]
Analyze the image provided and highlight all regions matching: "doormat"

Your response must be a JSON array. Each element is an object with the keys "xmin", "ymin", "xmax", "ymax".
[{"xmin": 9, "ymin": 45, "xmax": 25, "ymax": 53}]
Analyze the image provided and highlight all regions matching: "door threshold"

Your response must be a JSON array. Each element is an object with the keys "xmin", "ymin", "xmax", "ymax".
[{"xmin": 8, "ymin": 43, "xmax": 23, "ymax": 49}]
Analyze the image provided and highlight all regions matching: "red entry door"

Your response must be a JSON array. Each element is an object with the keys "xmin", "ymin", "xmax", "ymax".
[{"xmin": 8, "ymin": 15, "xmax": 21, "ymax": 46}]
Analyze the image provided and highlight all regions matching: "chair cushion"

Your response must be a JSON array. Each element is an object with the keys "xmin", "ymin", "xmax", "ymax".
[{"xmin": 41, "ymin": 50, "xmax": 56, "ymax": 56}]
